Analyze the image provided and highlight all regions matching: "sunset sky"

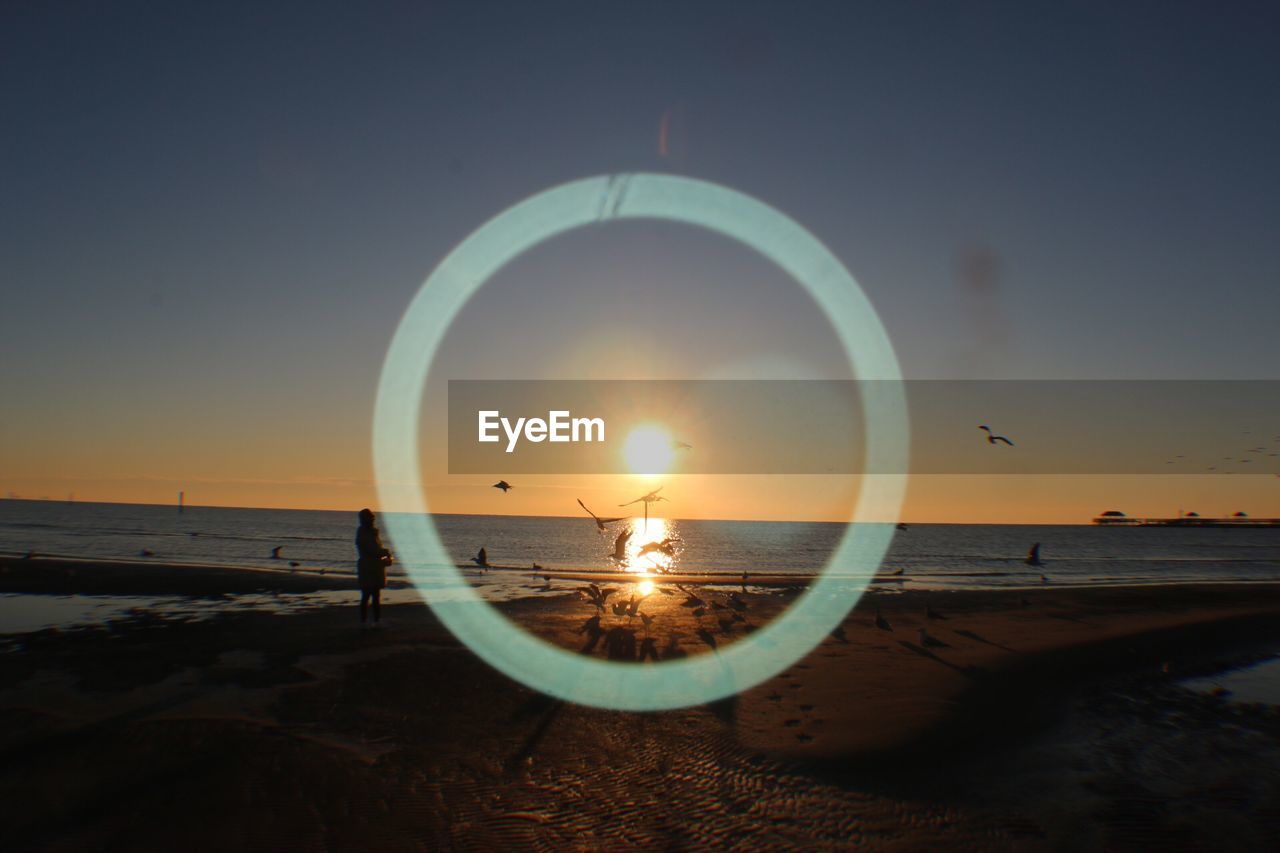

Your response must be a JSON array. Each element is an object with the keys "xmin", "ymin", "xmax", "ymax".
[{"xmin": 3, "ymin": 2, "xmax": 1279, "ymax": 522}]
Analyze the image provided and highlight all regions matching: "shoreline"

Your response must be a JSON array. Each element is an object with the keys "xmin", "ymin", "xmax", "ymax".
[
  {"xmin": 7, "ymin": 554, "xmax": 1280, "ymax": 600},
  {"xmin": 3, "ymin": 564, "xmax": 1280, "ymax": 846}
]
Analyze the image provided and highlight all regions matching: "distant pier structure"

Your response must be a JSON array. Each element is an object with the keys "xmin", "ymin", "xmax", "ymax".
[{"xmin": 1093, "ymin": 509, "xmax": 1279, "ymax": 527}]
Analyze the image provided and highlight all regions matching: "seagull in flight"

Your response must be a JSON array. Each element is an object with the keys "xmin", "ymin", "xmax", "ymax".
[
  {"xmin": 610, "ymin": 527, "xmax": 633, "ymax": 562},
  {"xmin": 493, "ymin": 480, "xmax": 512, "ymax": 493},
  {"xmin": 620, "ymin": 486, "xmax": 668, "ymax": 508},
  {"xmin": 638, "ymin": 537, "xmax": 679, "ymax": 558},
  {"xmin": 471, "ymin": 547, "xmax": 489, "ymax": 569},
  {"xmin": 621, "ymin": 485, "xmax": 668, "ymax": 528},
  {"xmin": 270, "ymin": 546, "xmax": 283, "ymax": 559},
  {"xmin": 979, "ymin": 425, "xmax": 1014, "ymax": 446},
  {"xmin": 673, "ymin": 440, "xmax": 693, "ymax": 450},
  {"xmin": 577, "ymin": 498, "xmax": 626, "ymax": 532}
]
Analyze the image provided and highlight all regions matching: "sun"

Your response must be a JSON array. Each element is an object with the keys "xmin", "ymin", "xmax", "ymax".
[{"xmin": 622, "ymin": 424, "xmax": 675, "ymax": 475}]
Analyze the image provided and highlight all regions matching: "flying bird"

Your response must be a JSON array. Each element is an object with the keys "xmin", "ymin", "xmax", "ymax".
[
  {"xmin": 1026, "ymin": 542, "xmax": 1044, "ymax": 567},
  {"xmin": 472, "ymin": 547, "xmax": 489, "ymax": 569},
  {"xmin": 620, "ymin": 486, "xmax": 668, "ymax": 528},
  {"xmin": 493, "ymin": 480, "xmax": 512, "ymax": 493},
  {"xmin": 979, "ymin": 425, "xmax": 1015, "ymax": 446},
  {"xmin": 270, "ymin": 546, "xmax": 283, "ymax": 559},
  {"xmin": 577, "ymin": 498, "xmax": 626, "ymax": 532},
  {"xmin": 620, "ymin": 486, "xmax": 666, "ymax": 507},
  {"xmin": 638, "ymin": 537, "xmax": 679, "ymax": 558},
  {"xmin": 673, "ymin": 440, "xmax": 693, "ymax": 450},
  {"xmin": 610, "ymin": 527, "xmax": 633, "ymax": 562}
]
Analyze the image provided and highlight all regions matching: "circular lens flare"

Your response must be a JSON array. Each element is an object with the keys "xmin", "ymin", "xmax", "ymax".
[{"xmin": 372, "ymin": 173, "xmax": 909, "ymax": 711}]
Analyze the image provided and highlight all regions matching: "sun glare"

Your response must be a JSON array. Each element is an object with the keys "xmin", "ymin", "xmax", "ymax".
[
  {"xmin": 618, "ymin": 517, "xmax": 678, "ymax": 575},
  {"xmin": 622, "ymin": 424, "xmax": 675, "ymax": 475}
]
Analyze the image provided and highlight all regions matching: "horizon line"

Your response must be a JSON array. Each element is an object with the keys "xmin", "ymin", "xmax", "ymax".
[{"xmin": 1, "ymin": 495, "xmax": 1108, "ymax": 525}]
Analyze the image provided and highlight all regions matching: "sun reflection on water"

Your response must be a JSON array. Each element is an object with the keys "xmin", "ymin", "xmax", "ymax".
[{"xmin": 615, "ymin": 517, "xmax": 681, "ymax": 576}]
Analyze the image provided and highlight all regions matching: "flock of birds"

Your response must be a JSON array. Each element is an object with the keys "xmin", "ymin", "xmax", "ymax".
[
  {"xmin": 467, "ymin": 481, "xmax": 762, "ymax": 658},
  {"xmin": 469, "ymin": 486, "xmax": 672, "ymax": 574},
  {"xmin": 120, "ymin": 423, "xmax": 1273, "ymax": 571},
  {"xmin": 984, "ymin": 423, "xmax": 1280, "ymax": 479},
  {"xmin": 1161, "ymin": 431, "xmax": 1280, "ymax": 475},
  {"xmin": 459, "ymin": 427, "xmax": 1061, "ymax": 659},
  {"xmin": 571, "ymin": 578, "xmax": 757, "ymax": 659}
]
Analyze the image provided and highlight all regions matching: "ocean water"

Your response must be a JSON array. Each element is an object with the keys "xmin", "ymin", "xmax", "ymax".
[{"xmin": 2, "ymin": 499, "xmax": 1279, "ymax": 599}]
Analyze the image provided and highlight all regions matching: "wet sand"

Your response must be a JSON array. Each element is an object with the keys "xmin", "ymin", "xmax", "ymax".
[{"xmin": 3, "ymin": 558, "xmax": 1280, "ymax": 849}]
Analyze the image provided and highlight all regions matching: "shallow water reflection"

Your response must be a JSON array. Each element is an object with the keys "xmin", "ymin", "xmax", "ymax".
[{"xmin": 1182, "ymin": 654, "xmax": 1280, "ymax": 705}]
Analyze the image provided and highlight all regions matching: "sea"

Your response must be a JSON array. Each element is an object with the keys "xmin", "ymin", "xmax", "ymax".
[
  {"xmin": 3, "ymin": 498, "xmax": 1279, "ymax": 596},
  {"xmin": 5, "ymin": 499, "xmax": 1280, "ymax": 693}
]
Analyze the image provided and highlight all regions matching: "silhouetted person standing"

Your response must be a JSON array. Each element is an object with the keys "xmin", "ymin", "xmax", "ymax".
[{"xmin": 355, "ymin": 508, "xmax": 392, "ymax": 626}]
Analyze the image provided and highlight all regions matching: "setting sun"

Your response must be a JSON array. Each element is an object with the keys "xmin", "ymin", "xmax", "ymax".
[{"xmin": 622, "ymin": 424, "xmax": 675, "ymax": 475}]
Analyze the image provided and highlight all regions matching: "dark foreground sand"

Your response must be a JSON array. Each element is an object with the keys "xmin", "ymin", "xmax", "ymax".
[{"xmin": 3, "ymin": 558, "xmax": 1280, "ymax": 850}]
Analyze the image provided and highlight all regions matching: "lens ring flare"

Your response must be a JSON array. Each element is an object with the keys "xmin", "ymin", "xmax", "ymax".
[{"xmin": 373, "ymin": 173, "xmax": 909, "ymax": 711}]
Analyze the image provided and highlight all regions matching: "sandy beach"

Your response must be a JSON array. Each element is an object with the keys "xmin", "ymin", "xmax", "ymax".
[{"xmin": 4, "ymin": 557, "xmax": 1280, "ymax": 850}]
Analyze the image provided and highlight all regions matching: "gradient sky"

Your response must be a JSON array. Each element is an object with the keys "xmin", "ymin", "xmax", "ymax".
[{"xmin": 3, "ymin": 1, "xmax": 1279, "ymax": 521}]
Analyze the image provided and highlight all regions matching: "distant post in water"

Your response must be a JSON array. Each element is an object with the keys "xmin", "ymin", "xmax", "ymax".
[{"xmin": 178, "ymin": 490, "xmax": 185, "ymax": 514}]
